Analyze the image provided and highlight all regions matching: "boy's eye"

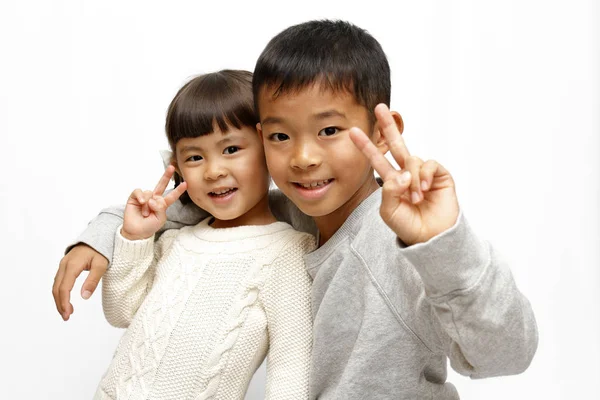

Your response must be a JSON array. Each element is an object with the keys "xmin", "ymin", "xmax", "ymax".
[
  {"xmin": 318, "ymin": 127, "xmax": 340, "ymax": 137},
  {"xmin": 186, "ymin": 155, "xmax": 203, "ymax": 162},
  {"xmin": 224, "ymin": 146, "xmax": 240, "ymax": 155},
  {"xmin": 269, "ymin": 133, "xmax": 290, "ymax": 142}
]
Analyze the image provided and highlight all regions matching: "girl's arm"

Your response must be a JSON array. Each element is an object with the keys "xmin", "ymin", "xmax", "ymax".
[
  {"xmin": 102, "ymin": 228, "xmax": 178, "ymax": 328},
  {"xmin": 262, "ymin": 233, "xmax": 315, "ymax": 400}
]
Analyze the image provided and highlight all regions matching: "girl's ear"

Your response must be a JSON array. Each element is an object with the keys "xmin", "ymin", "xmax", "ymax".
[{"xmin": 371, "ymin": 111, "xmax": 404, "ymax": 154}]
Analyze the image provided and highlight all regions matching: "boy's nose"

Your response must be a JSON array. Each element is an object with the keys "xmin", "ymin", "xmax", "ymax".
[{"xmin": 291, "ymin": 141, "xmax": 321, "ymax": 170}]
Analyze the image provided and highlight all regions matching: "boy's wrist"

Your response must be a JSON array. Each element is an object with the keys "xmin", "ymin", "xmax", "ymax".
[{"xmin": 400, "ymin": 211, "xmax": 489, "ymax": 298}]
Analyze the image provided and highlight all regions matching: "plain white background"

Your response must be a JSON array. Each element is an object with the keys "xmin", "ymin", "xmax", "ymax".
[{"xmin": 1, "ymin": 0, "xmax": 598, "ymax": 398}]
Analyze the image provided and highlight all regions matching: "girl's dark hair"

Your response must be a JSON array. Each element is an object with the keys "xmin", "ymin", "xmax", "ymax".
[
  {"xmin": 253, "ymin": 19, "xmax": 391, "ymax": 124},
  {"xmin": 165, "ymin": 69, "xmax": 258, "ymax": 203}
]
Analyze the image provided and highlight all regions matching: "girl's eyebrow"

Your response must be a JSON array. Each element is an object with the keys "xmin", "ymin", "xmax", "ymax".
[{"xmin": 179, "ymin": 145, "xmax": 203, "ymax": 154}]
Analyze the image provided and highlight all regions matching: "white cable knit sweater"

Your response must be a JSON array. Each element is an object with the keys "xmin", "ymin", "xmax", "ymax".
[{"xmin": 95, "ymin": 218, "xmax": 315, "ymax": 400}]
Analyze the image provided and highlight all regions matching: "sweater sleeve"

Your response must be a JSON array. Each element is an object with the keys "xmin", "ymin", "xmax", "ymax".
[
  {"xmin": 65, "ymin": 196, "xmax": 208, "ymax": 263},
  {"xmin": 262, "ymin": 233, "xmax": 315, "ymax": 400},
  {"xmin": 101, "ymin": 227, "xmax": 178, "ymax": 328},
  {"xmin": 401, "ymin": 211, "xmax": 539, "ymax": 378}
]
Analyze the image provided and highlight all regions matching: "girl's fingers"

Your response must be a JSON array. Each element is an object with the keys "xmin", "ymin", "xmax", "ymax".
[
  {"xmin": 148, "ymin": 195, "xmax": 168, "ymax": 214},
  {"xmin": 141, "ymin": 191, "xmax": 153, "ymax": 217},
  {"xmin": 164, "ymin": 182, "xmax": 188, "ymax": 207},
  {"xmin": 131, "ymin": 189, "xmax": 144, "ymax": 204},
  {"xmin": 154, "ymin": 165, "xmax": 176, "ymax": 196}
]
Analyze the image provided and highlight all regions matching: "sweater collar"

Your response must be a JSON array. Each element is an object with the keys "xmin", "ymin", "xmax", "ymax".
[
  {"xmin": 306, "ymin": 188, "xmax": 382, "ymax": 267},
  {"xmin": 192, "ymin": 217, "xmax": 292, "ymax": 242}
]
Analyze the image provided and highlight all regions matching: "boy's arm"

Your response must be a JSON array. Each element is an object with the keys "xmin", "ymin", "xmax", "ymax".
[
  {"xmin": 67, "ymin": 199, "xmax": 207, "ymax": 262},
  {"xmin": 102, "ymin": 228, "xmax": 178, "ymax": 328},
  {"xmin": 54, "ymin": 180, "xmax": 207, "ymax": 321},
  {"xmin": 351, "ymin": 104, "xmax": 537, "ymax": 376},
  {"xmin": 402, "ymin": 212, "xmax": 538, "ymax": 378},
  {"xmin": 263, "ymin": 234, "xmax": 315, "ymax": 399}
]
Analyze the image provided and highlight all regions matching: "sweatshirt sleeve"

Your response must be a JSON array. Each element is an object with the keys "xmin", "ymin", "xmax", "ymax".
[
  {"xmin": 65, "ymin": 196, "xmax": 208, "ymax": 263},
  {"xmin": 262, "ymin": 233, "xmax": 315, "ymax": 399},
  {"xmin": 401, "ymin": 211, "xmax": 538, "ymax": 378},
  {"xmin": 101, "ymin": 227, "xmax": 178, "ymax": 328}
]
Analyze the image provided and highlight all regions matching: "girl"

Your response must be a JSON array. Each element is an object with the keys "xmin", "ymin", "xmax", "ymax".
[{"xmin": 95, "ymin": 70, "xmax": 314, "ymax": 400}]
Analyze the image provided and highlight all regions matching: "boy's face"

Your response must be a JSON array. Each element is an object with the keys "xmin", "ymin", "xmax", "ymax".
[
  {"xmin": 257, "ymin": 83, "xmax": 386, "ymax": 219},
  {"xmin": 174, "ymin": 124, "xmax": 271, "ymax": 226}
]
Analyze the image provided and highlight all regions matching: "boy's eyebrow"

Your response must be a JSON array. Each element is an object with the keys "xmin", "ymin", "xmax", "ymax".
[
  {"xmin": 261, "ymin": 116, "xmax": 283, "ymax": 126},
  {"xmin": 261, "ymin": 110, "xmax": 346, "ymax": 126},
  {"xmin": 313, "ymin": 110, "xmax": 347, "ymax": 120}
]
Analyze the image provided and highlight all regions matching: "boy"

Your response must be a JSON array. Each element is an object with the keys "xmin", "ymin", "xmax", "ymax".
[{"xmin": 53, "ymin": 20, "xmax": 537, "ymax": 399}]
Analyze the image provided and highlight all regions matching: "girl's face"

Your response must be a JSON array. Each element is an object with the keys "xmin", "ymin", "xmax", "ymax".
[{"xmin": 174, "ymin": 124, "xmax": 272, "ymax": 228}]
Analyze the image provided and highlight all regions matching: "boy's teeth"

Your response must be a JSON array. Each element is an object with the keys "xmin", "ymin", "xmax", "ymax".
[{"xmin": 300, "ymin": 179, "xmax": 330, "ymax": 188}]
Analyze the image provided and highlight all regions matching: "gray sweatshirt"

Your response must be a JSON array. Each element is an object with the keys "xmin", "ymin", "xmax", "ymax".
[{"xmin": 71, "ymin": 188, "xmax": 538, "ymax": 400}]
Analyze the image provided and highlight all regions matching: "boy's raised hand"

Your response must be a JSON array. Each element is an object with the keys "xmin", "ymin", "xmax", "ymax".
[
  {"xmin": 121, "ymin": 165, "xmax": 188, "ymax": 240},
  {"xmin": 350, "ymin": 104, "xmax": 459, "ymax": 246}
]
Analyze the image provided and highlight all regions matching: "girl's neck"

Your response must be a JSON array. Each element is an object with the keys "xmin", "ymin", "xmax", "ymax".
[{"xmin": 210, "ymin": 193, "xmax": 276, "ymax": 229}]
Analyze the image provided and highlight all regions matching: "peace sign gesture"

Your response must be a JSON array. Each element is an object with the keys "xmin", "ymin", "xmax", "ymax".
[
  {"xmin": 350, "ymin": 104, "xmax": 459, "ymax": 245},
  {"xmin": 121, "ymin": 165, "xmax": 188, "ymax": 241}
]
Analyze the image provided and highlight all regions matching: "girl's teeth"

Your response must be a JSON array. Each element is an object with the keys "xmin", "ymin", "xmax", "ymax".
[{"xmin": 213, "ymin": 188, "xmax": 234, "ymax": 195}]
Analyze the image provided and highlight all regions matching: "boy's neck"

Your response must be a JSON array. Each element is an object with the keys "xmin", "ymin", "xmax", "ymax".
[
  {"xmin": 313, "ymin": 177, "xmax": 381, "ymax": 246},
  {"xmin": 211, "ymin": 194, "xmax": 276, "ymax": 229}
]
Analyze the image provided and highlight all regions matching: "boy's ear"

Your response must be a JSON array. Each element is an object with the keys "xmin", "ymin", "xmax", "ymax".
[
  {"xmin": 372, "ymin": 111, "xmax": 404, "ymax": 154},
  {"xmin": 256, "ymin": 123, "xmax": 264, "ymax": 141}
]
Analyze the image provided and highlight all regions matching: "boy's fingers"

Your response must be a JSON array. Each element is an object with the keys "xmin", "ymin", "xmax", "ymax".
[
  {"xmin": 53, "ymin": 259, "xmax": 67, "ymax": 316},
  {"xmin": 164, "ymin": 182, "xmax": 188, "ymax": 207},
  {"xmin": 374, "ymin": 104, "xmax": 410, "ymax": 169},
  {"xmin": 81, "ymin": 255, "xmax": 108, "ymax": 300},
  {"xmin": 405, "ymin": 156, "xmax": 424, "ymax": 203},
  {"xmin": 380, "ymin": 171, "xmax": 412, "ymax": 219},
  {"xmin": 349, "ymin": 127, "xmax": 396, "ymax": 181},
  {"xmin": 59, "ymin": 261, "xmax": 82, "ymax": 320},
  {"xmin": 154, "ymin": 165, "xmax": 175, "ymax": 196},
  {"xmin": 419, "ymin": 160, "xmax": 439, "ymax": 191}
]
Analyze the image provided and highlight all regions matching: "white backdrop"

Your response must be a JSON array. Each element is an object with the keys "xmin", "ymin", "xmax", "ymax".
[{"xmin": 1, "ymin": 0, "xmax": 598, "ymax": 399}]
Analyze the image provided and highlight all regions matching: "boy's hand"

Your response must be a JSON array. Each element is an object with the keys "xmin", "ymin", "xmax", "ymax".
[
  {"xmin": 122, "ymin": 165, "xmax": 187, "ymax": 240},
  {"xmin": 350, "ymin": 104, "xmax": 459, "ymax": 246},
  {"xmin": 53, "ymin": 244, "xmax": 108, "ymax": 321}
]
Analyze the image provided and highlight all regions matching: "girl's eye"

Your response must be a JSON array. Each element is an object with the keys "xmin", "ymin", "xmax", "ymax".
[
  {"xmin": 318, "ymin": 127, "xmax": 340, "ymax": 137},
  {"xmin": 269, "ymin": 133, "xmax": 290, "ymax": 142},
  {"xmin": 187, "ymin": 155, "xmax": 203, "ymax": 162},
  {"xmin": 224, "ymin": 146, "xmax": 240, "ymax": 155}
]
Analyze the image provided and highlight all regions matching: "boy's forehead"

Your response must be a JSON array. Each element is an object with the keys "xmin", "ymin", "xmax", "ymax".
[{"xmin": 257, "ymin": 82, "xmax": 366, "ymax": 120}]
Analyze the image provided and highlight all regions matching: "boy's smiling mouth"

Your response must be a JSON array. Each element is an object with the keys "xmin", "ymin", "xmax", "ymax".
[{"xmin": 294, "ymin": 179, "xmax": 333, "ymax": 189}]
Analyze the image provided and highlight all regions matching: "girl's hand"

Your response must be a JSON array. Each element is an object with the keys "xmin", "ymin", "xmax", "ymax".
[
  {"xmin": 121, "ymin": 165, "xmax": 188, "ymax": 240},
  {"xmin": 349, "ymin": 104, "xmax": 460, "ymax": 245}
]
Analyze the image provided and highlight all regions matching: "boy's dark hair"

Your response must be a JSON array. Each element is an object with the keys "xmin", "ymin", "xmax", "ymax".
[
  {"xmin": 253, "ymin": 19, "xmax": 391, "ymax": 124},
  {"xmin": 165, "ymin": 69, "xmax": 258, "ymax": 203}
]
